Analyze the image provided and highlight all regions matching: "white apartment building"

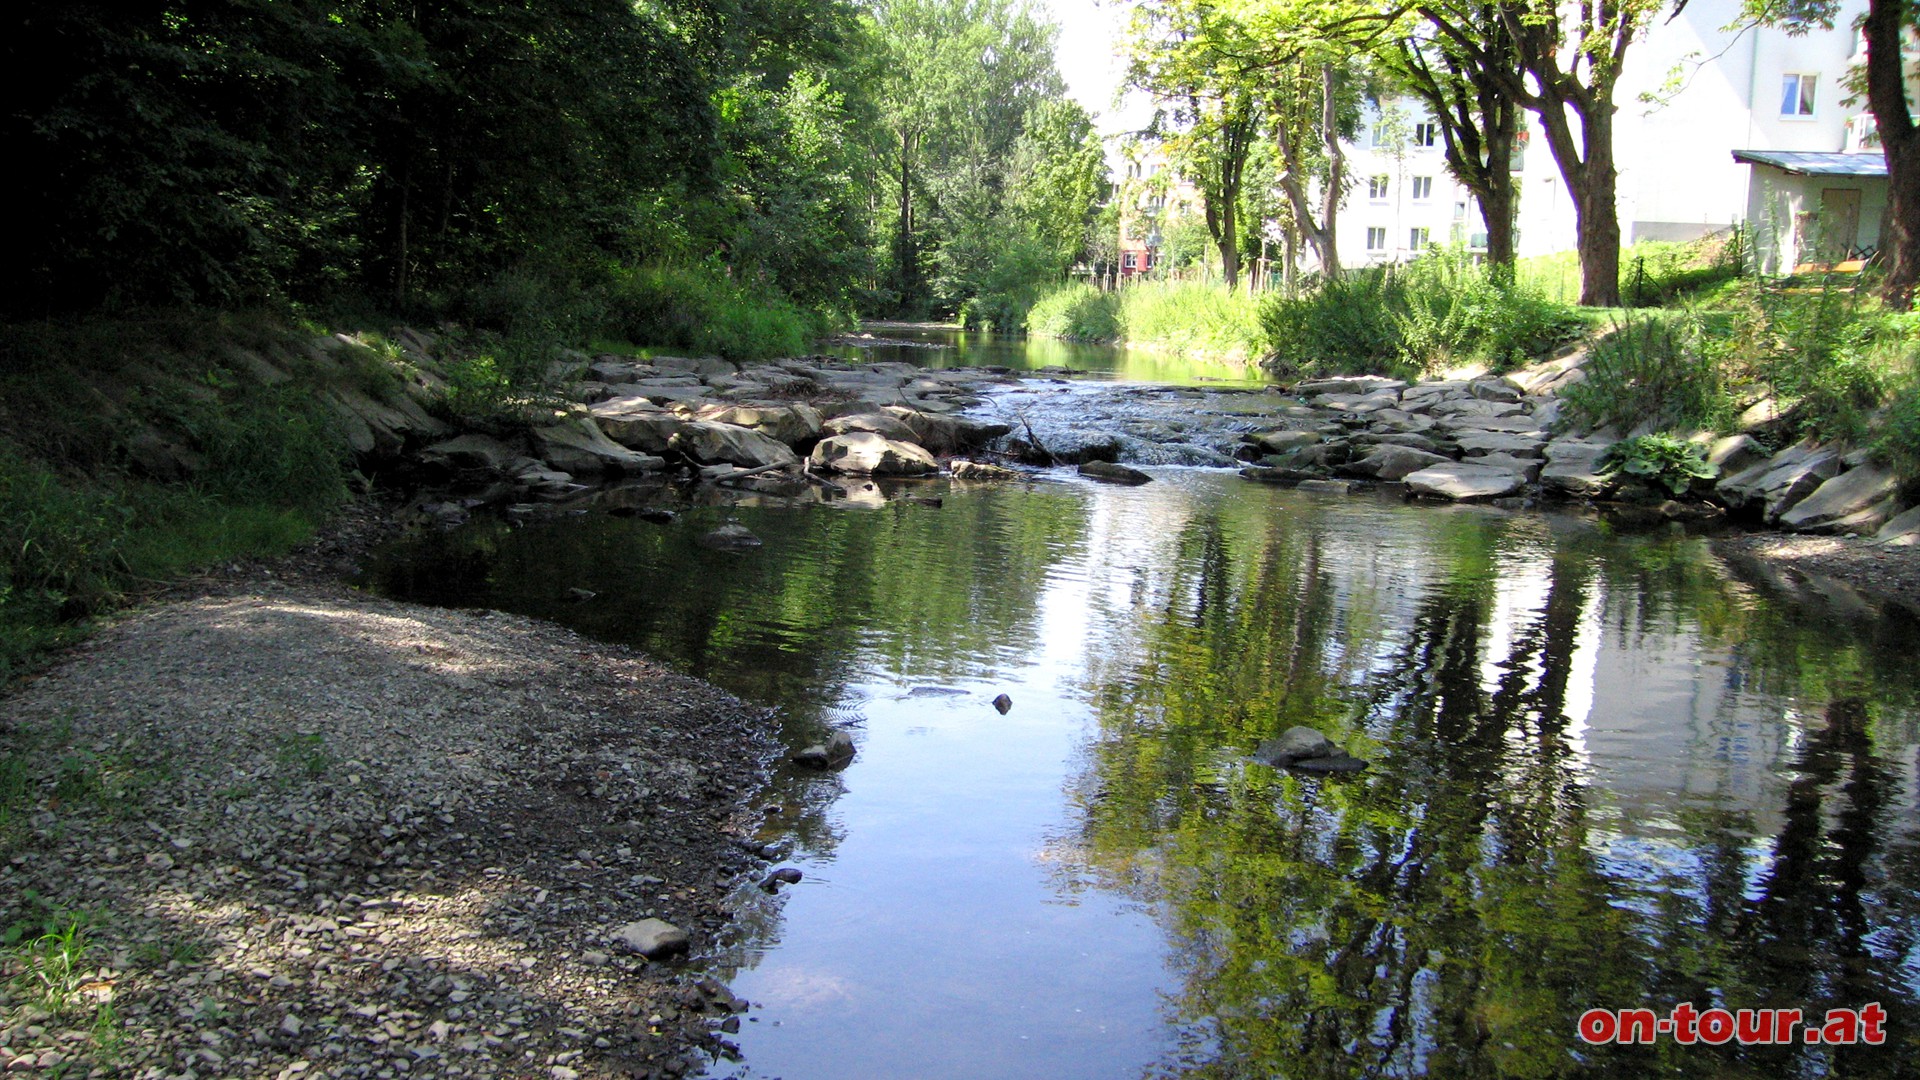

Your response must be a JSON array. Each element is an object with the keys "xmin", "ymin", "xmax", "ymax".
[{"xmin": 1332, "ymin": 0, "xmax": 1884, "ymax": 272}]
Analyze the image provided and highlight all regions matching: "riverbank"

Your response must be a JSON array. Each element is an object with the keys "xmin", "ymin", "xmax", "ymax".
[{"xmin": 0, "ymin": 505, "xmax": 780, "ymax": 1079}]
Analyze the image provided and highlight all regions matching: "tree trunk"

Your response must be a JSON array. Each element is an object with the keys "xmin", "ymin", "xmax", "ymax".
[
  {"xmin": 1863, "ymin": 0, "xmax": 1918, "ymax": 308},
  {"xmin": 1316, "ymin": 63, "xmax": 1345, "ymax": 277},
  {"xmin": 1480, "ymin": 167, "xmax": 1517, "ymax": 279},
  {"xmin": 1530, "ymin": 91, "xmax": 1621, "ymax": 307},
  {"xmin": 894, "ymin": 129, "xmax": 919, "ymax": 313}
]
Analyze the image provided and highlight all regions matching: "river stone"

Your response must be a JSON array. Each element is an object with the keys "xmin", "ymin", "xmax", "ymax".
[
  {"xmin": 691, "ymin": 403, "xmax": 823, "ymax": 445},
  {"xmin": 1290, "ymin": 754, "xmax": 1371, "ymax": 774},
  {"xmin": 1474, "ymin": 452, "xmax": 1543, "ymax": 483},
  {"xmin": 1455, "ymin": 432, "xmax": 1546, "ymax": 458},
  {"xmin": 419, "ymin": 433, "xmax": 521, "ymax": 475},
  {"xmin": 809, "ymin": 431, "xmax": 939, "ymax": 475},
  {"xmin": 699, "ymin": 523, "xmax": 762, "ymax": 550},
  {"xmin": 1405, "ymin": 461, "xmax": 1528, "ymax": 500},
  {"xmin": 1296, "ymin": 479, "xmax": 1353, "ymax": 495},
  {"xmin": 1357, "ymin": 432, "xmax": 1444, "ymax": 453},
  {"xmin": 883, "ymin": 407, "xmax": 1012, "ymax": 453},
  {"xmin": 1293, "ymin": 376, "xmax": 1407, "ymax": 396},
  {"xmin": 613, "ymin": 919, "xmax": 689, "ymax": 959},
  {"xmin": 590, "ymin": 397, "xmax": 684, "ymax": 452},
  {"xmin": 1240, "ymin": 466, "xmax": 1324, "ymax": 486},
  {"xmin": 1246, "ymin": 429, "xmax": 1325, "ymax": 454},
  {"xmin": 793, "ymin": 730, "xmax": 856, "ymax": 768},
  {"xmin": 1716, "ymin": 442, "xmax": 1842, "ymax": 521},
  {"xmin": 1506, "ymin": 353, "xmax": 1586, "ymax": 395},
  {"xmin": 1366, "ymin": 409, "xmax": 1438, "ymax": 435},
  {"xmin": 1706, "ymin": 434, "xmax": 1769, "ymax": 474},
  {"xmin": 1778, "ymin": 465, "xmax": 1901, "ymax": 533},
  {"xmin": 1450, "ymin": 414, "xmax": 1544, "ymax": 434},
  {"xmin": 824, "ymin": 411, "xmax": 919, "ymax": 442},
  {"xmin": 1341, "ymin": 444, "xmax": 1451, "ymax": 481},
  {"xmin": 1538, "ymin": 437, "xmax": 1615, "ymax": 497},
  {"xmin": 1080, "ymin": 460, "xmax": 1153, "ymax": 485},
  {"xmin": 1470, "ymin": 379, "xmax": 1524, "ymax": 403},
  {"xmin": 1874, "ymin": 505, "xmax": 1920, "ymax": 546},
  {"xmin": 1432, "ymin": 398, "xmax": 1524, "ymax": 419},
  {"xmin": 669, "ymin": 422, "xmax": 800, "ymax": 469},
  {"xmin": 951, "ymin": 459, "xmax": 1023, "ymax": 481},
  {"xmin": 1253, "ymin": 726, "xmax": 1338, "ymax": 766},
  {"xmin": 531, "ymin": 418, "xmax": 666, "ymax": 475}
]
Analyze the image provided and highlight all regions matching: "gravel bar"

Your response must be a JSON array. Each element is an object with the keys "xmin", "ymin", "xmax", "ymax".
[{"xmin": 0, "ymin": 564, "xmax": 778, "ymax": 1079}]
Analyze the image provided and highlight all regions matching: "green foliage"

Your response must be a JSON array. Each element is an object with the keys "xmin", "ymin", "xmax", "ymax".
[
  {"xmin": 600, "ymin": 264, "xmax": 828, "ymax": 360},
  {"xmin": 3, "ymin": 897, "xmax": 95, "ymax": 1015},
  {"xmin": 1262, "ymin": 252, "xmax": 1585, "ymax": 379},
  {"xmin": 1518, "ymin": 229, "xmax": 1751, "ymax": 308},
  {"xmin": 1598, "ymin": 434, "xmax": 1720, "ymax": 495},
  {"xmin": 1121, "ymin": 281, "xmax": 1267, "ymax": 359},
  {"xmin": 274, "ymin": 732, "xmax": 332, "ymax": 783},
  {"xmin": 1561, "ymin": 311, "xmax": 1735, "ymax": 432},
  {"xmin": 1027, "ymin": 284, "xmax": 1124, "ymax": 341}
]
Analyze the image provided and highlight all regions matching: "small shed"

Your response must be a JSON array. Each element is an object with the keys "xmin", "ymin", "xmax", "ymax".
[{"xmin": 1732, "ymin": 150, "xmax": 1889, "ymax": 273}]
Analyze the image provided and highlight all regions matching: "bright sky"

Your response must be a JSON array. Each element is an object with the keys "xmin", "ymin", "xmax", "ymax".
[{"xmin": 1038, "ymin": 0, "xmax": 1151, "ymax": 138}]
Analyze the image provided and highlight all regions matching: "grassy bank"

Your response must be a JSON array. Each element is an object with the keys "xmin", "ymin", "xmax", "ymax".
[
  {"xmin": 0, "ymin": 313, "xmax": 363, "ymax": 680},
  {"xmin": 1562, "ymin": 281, "xmax": 1920, "ymax": 471},
  {"xmin": 1026, "ymin": 251, "xmax": 1588, "ymax": 376}
]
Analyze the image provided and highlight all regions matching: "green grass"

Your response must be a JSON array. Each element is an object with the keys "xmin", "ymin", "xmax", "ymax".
[
  {"xmin": 1025, "ymin": 279, "xmax": 1265, "ymax": 359},
  {"xmin": 1516, "ymin": 229, "xmax": 1750, "ymax": 307},
  {"xmin": 1261, "ymin": 252, "xmax": 1587, "ymax": 379},
  {"xmin": 599, "ymin": 263, "xmax": 830, "ymax": 360},
  {"xmin": 3, "ymin": 892, "xmax": 97, "ymax": 1015}
]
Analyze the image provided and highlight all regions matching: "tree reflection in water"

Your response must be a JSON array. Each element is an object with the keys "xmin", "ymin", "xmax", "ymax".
[{"xmin": 1070, "ymin": 508, "xmax": 1918, "ymax": 1078}]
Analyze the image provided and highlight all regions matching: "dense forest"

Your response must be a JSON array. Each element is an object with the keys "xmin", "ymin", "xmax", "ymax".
[{"xmin": 4, "ymin": 0, "xmax": 1107, "ymax": 334}]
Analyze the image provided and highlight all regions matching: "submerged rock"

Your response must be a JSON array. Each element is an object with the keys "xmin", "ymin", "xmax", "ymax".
[
  {"xmin": 1079, "ymin": 460, "xmax": 1152, "ymax": 485},
  {"xmin": 992, "ymin": 693, "xmax": 1013, "ymax": 714},
  {"xmin": 698, "ymin": 523, "xmax": 762, "ymax": 550},
  {"xmin": 1253, "ymin": 726, "xmax": 1337, "ymax": 766},
  {"xmin": 793, "ymin": 729, "xmax": 856, "ymax": 769}
]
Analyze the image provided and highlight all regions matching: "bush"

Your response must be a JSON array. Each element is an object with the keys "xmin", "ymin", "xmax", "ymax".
[
  {"xmin": 1561, "ymin": 311, "xmax": 1735, "ymax": 432},
  {"xmin": 1120, "ymin": 280, "xmax": 1266, "ymax": 359},
  {"xmin": 1597, "ymin": 434, "xmax": 1719, "ymax": 495},
  {"xmin": 1026, "ymin": 283, "xmax": 1122, "ymax": 341},
  {"xmin": 599, "ymin": 264, "xmax": 825, "ymax": 360},
  {"xmin": 1262, "ymin": 251, "xmax": 1585, "ymax": 379}
]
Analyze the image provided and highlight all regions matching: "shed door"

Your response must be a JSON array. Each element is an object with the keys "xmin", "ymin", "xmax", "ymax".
[{"xmin": 1818, "ymin": 188, "xmax": 1863, "ymax": 260}]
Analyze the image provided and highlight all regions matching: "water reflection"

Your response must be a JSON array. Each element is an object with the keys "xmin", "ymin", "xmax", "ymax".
[{"xmin": 365, "ymin": 472, "xmax": 1920, "ymax": 1078}]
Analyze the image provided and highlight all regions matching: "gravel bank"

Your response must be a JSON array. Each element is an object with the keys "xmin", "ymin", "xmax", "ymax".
[
  {"xmin": 0, "ymin": 563, "xmax": 777, "ymax": 1078},
  {"xmin": 1712, "ymin": 529, "xmax": 1920, "ymax": 617}
]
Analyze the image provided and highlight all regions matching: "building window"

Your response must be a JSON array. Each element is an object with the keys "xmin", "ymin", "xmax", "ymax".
[
  {"xmin": 1366, "ymin": 227, "xmax": 1387, "ymax": 251},
  {"xmin": 1781, "ymin": 74, "xmax": 1816, "ymax": 117},
  {"xmin": 1453, "ymin": 201, "xmax": 1468, "ymax": 221},
  {"xmin": 1409, "ymin": 227, "xmax": 1430, "ymax": 251},
  {"xmin": 1414, "ymin": 122, "xmax": 1440, "ymax": 147},
  {"xmin": 1411, "ymin": 176, "xmax": 1433, "ymax": 200},
  {"xmin": 1368, "ymin": 175, "xmax": 1389, "ymax": 200},
  {"xmin": 1123, "ymin": 252, "xmax": 1138, "ymax": 270}
]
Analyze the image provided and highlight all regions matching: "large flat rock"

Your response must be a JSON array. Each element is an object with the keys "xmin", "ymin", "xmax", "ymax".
[
  {"xmin": 1779, "ymin": 465, "xmax": 1901, "ymax": 533},
  {"xmin": 1405, "ymin": 462, "xmax": 1528, "ymax": 500}
]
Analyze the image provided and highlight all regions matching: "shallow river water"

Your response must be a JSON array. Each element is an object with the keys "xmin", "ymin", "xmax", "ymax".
[{"xmin": 368, "ymin": 330, "xmax": 1920, "ymax": 1078}]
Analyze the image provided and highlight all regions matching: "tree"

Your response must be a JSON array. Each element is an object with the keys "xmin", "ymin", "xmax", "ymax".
[
  {"xmin": 1422, "ymin": 0, "xmax": 1670, "ymax": 307},
  {"xmin": 1741, "ymin": 0, "xmax": 1920, "ymax": 308},
  {"xmin": 867, "ymin": 0, "xmax": 1067, "ymax": 314},
  {"xmin": 1380, "ymin": 5, "xmax": 1526, "ymax": 275}
]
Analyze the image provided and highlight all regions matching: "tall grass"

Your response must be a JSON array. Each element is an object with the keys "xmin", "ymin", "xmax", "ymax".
[
  {"xmin": 1025, "ymin": 279, "xmax": 1265, "ymax": 359},
  {"xmin": 1262, "ymin": 251, "xmax": 1586, "ymax": 379},
  {"xmin": 599, "ymin": 264, "xmax": 829, "ymax": 360}
]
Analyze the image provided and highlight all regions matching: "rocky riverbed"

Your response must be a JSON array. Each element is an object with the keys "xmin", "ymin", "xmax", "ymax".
[{"xmin": 0, "ymin": 517, "xmax": 783, "ymax": 1079}]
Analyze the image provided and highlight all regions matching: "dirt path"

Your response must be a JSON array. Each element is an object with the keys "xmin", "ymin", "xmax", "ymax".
[{"xmin": 1712, "ymin": 529, "xmax": 1920, "ymax": 617}]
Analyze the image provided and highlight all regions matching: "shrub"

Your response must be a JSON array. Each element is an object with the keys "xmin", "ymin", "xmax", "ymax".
[
  {"xmin": 1026, "ymin": 284, "xmax": 1122, "ymax": 341},
  {"xmin": 1261, "ymin": 251, "xmax": 1584, "ymax": 379},
  {"xmin": 1597, "ymin": 434, "xmax": 1719, "ymax": 495},
  {"xmin": 1120, "ymin": 280, "xmax": 1265, "ymax": 359},
  {"xmin": 1561, "ymin": 311, "xmax": 1735, "ymax": 432},
  {"xmin": 599, "ymin": 263, "xmax": 824, "ymax": 360}
]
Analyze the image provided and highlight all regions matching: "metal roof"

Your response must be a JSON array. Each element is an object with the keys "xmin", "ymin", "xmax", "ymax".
[{"xmin": 1731, "ymin": 150, "xmax": 1888, "ymax": 177}]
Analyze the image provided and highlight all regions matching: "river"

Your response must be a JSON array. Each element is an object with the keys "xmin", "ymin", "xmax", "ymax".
[{"xmin": 366, "ymin": 328, "xmax": 1920, "ymax": 1078}]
